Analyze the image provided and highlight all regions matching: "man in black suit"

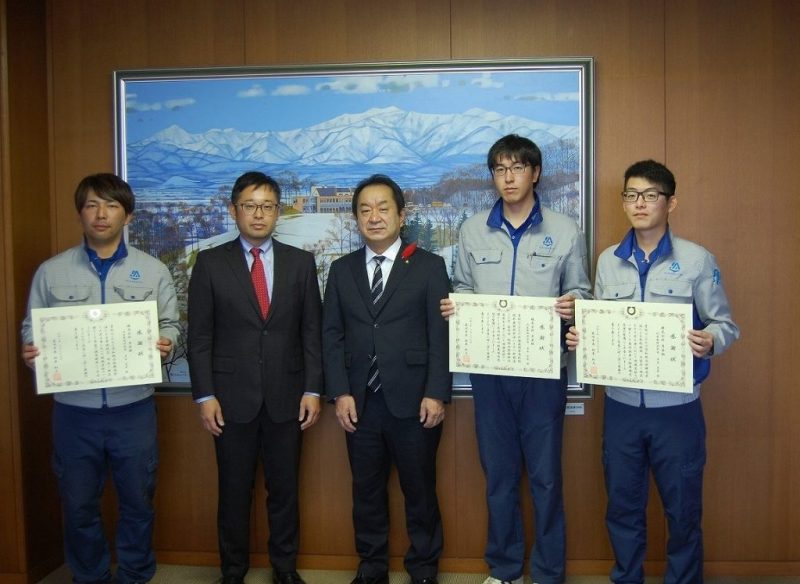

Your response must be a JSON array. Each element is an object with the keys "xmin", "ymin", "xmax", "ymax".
[
  {"xmin": 188, "ymin": 171, "xmax": 322, "ymax": 584},
  {"xmin": 323, "ymin": 174, "xmax": 451, "ymax": 584}
]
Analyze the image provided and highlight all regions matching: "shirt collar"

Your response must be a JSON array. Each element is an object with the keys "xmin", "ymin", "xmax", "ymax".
[
  {"xmin": 614, "ymin": 227, "xmax": 673, "ymax": 261},
  {"xmin": 83, "ymin": 237, "xmax": 128, "ymax": 265},
  {"xmin": 486, "ymin": 195, "xmax": 543, "ymax": 232},
  {"xmin": 239, "ymin": 236, "xmax": 273, "ymax": 256},
  {"xmin": 366, "ymin": 237, "xmax": 402, "ymax": 264}
]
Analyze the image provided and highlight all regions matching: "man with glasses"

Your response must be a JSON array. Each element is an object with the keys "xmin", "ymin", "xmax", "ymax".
[
  {"xmin": 187, "ymin": 171, "xmax": 322, "ymax": 584},
  {"xmin": 567, "ymin": 160, "xmax": 739, "ymax": 583},
  {"xmin": 441, "ymin": 134, "xmax": 591, "ymax": 584}
]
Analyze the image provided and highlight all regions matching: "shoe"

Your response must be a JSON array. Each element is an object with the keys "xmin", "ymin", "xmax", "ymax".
[
  {"xmin": 413, "ymin": 578, "xmax": 439, "ymax": 584},
  {"xmin": 349, "ymin": 574, "xmax": 389, "ymax": 584},
  {"xmin": 481, "ymin": 577, "xmax": 523, "ymax": 584},
  {"xmin": 273, "ymin": 571, "xmax": 306, "ymax": 584}
]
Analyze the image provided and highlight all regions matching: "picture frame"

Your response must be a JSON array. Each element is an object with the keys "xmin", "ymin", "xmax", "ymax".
[{"xmin": 114, "ymin": 58, "xmax": 595, "ymax": 396}]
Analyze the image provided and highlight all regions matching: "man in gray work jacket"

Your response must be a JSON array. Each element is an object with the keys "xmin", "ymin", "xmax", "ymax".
[
  {"xmin": 567, "ymin": 160, "xmax": 739, "ymax": 584},
  {"xmin": 21, "ymin": 173, "xmax": 180, "ymax": 584},
  {"xmin": 441, "ymin": 134, "xmax": 591, "ymax": 584}
]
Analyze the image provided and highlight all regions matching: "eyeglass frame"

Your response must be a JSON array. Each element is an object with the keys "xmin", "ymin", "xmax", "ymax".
[
  {"xmin": 235, "ymin": 202, "xmax": 279, "ymax": 216},
  {"xmin": 492, "ymin": 163, "xmax": 530, "ymax": 177},
  {"xmin": 620, "ymin": 189, "xmax": 671, "ymax": 203}
]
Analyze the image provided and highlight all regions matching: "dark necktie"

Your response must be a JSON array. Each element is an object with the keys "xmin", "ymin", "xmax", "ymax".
[
  {"xmin": 370, "ymin": 255, "xmax": 385, "ymax": 304},
  {"xmin": 250, "ymin": 247, "xmax": 270, "ymax": 319},
  {"xmin": 367, "ymin": 256, "xmax": 385, "ymax": 392}
]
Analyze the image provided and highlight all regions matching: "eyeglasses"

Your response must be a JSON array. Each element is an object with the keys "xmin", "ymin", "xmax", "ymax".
[
  {"xmin": 236, "ymin": 202, "xmax": 278, "ymax": 216},
  {"xmin": 621, "ymin": 189, "xmax": 668, "ymax": 203},
  {"xmin": 492, "ymin": 163, "xmax": 529, "ymax": 176}
]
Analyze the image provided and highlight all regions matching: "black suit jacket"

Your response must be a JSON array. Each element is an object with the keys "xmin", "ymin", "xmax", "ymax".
[
  {"xmin": 322, "ymin": 243, "xmax": 451, "ymax": 419},
  {"xmin": 187, "ymin": 237, "xmax": 323, "ymax": 424}
]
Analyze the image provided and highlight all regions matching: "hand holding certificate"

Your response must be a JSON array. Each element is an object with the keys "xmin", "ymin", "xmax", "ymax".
[
  {"xmin": 575, "ymin": 299, "xmax": 693, "ymax": 393},
  {"xmin": 31, "ymin": 301, "xmax": 163, "ymax": 394},
  {"xmin": 449, "ymin": 293, "xmax": 562, "ymax": 379}
]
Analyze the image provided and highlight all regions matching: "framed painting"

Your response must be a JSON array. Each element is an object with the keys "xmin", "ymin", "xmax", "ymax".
[{"xmin": 114, "ymin": 58, "xmax": 595, "ymax": 396}]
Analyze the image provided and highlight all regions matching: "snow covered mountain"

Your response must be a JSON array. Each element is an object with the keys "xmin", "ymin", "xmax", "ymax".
[{"xmin": 126, "ymin": 106, "xmax": 579, "ymax": 191}]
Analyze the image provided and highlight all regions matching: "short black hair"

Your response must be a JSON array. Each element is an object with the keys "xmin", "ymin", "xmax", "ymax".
[
  {"xmin": 231, "ymin": 171, "xmax": 282, "ymax": 204},
  {"xmin": 351, "ymin": 174, "xmax": 405, "ymax": 215},
  {"xmin": 74, "ymin": 173, "xmax": 135, "ymax": 215},
  {"xmin": 487, "ymin": 134, "xmax": 543, "ymax": 187},
  {"xmin": 624, "ymin": 160, "xmax": 676, "ymax": 196}
]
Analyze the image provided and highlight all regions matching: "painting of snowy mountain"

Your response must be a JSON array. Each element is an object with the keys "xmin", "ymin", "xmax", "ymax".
[{"xmin": 115, "ymin": 60, "xmax": 594, "ymax": 387}]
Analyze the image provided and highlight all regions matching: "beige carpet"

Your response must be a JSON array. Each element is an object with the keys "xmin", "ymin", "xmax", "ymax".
[{"xmin": 36, "ymin": 564, "xmax": 800, "ymax": 584}]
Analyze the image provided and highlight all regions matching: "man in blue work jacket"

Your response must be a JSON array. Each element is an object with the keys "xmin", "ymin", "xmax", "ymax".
[
  {"xmin": 21, "ymin": 174, "xmax": 179, "ymax": 584},
  {"xmin": 442, "ymin": 134, "xmax": 592, "ymax": 584},
  {"xmin": 568, "ymin": 159, "xmax": 739, "ymax": 584}
]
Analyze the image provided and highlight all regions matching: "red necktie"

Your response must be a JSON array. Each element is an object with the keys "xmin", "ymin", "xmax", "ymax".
[{"xmin": 250, "ymin": 247, "xmax": 270, "ymax": 319}]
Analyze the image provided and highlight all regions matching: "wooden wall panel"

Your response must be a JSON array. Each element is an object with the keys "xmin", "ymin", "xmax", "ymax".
[
  {"xmin": 49, "ymin": 0, "xmax": 246, "ymax": 252},
  {"xmin": 2, "ymin": 0, "xmax": 60, "ymax": 580},
  {"xmin": 243, "ymin": 0, "xmax": 452, "ymax": 65},
  {"xmin": 664, "ymin": 0, "xmax": 800, "ymax": 565}
]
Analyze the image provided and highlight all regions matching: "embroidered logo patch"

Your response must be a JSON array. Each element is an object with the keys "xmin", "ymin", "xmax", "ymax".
[
  {"xmin": 668, "ymin": 261, "xmax": 680, "ymax": 273},
  {"xmin": 712, "ymin": 268, "xmax": 721, "ymax": 285},
  {"xmin": 543, "ymin": 235, "xmax": 554, "ymax": 248},
  {"xmin": 129, "ymin": 269, "xmax": 142, "ymax": 281}
]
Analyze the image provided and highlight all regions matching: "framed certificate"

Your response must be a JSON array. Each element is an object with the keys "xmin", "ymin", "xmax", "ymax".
[
  {"xmin": 449, "ymin": 293, "xmax": 562, "ymax": 379},
  {"xmin": 31, "ymin": 301, "xmax": 163, "ymax": 394},
  {"xmin": 575, "ymin": 299, "xmax": 693, "ymax": 393}
]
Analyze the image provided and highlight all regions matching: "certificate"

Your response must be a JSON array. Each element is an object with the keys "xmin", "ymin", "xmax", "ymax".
[
  {"xmin": 31, "ymin": 301, "xmax": 162, "ymax": 394},
  {"xmin": 449, "ymin": 293, "xmax": 561, "ymax": 379},
  {"xmin": 575, "ymin": 299, "xmax": 693, "ymax": 393}
]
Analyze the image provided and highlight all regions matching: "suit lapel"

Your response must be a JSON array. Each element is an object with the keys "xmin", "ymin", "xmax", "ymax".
[
  {"xmin": 373, "ymin": 243, "xmax": 411, "ymax": 315},
  {"xmin": 267, "ymin": 240, "xmax": 289, "ymax": 326},
  {"xmin": 346, "ymin": 248, "xmax": 377, "ymax": 317}
]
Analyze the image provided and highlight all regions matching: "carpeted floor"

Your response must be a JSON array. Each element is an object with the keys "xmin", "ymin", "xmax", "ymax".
[{"xmin": 36, "ymin": 564, "xmax": 800, "ymax": 584}]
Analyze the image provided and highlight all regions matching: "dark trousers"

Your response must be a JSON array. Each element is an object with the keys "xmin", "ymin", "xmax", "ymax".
[
  {"xmin": 603, "ymin": 396, "xmax": 707, "ymax": 584},
  {"xmin": 52, "ymin": 398, "xmax": 158, "ymax": 584},
  {"xmin": 214, "ymin": 404, "xmax": 303, "ymax": 578},
  {"xmin": 471, "ymin": 372, "xmax": 567, "ymax": 584},
  {"xmin": 346, "ymin": 390, "xmax": 443, "ymax": 580}
]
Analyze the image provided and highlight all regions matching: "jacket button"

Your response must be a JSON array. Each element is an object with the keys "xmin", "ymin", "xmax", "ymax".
[
  {"xmin": 374, "ymin": 323, "xmax": 379, "ymax": 328},
  {"xmin": 668, "ymin": 289, "xmax": 673, "ymax": 294},
  {"xmin": 262, "ymin": 330, "xmax": 268, "ymax": 335}
]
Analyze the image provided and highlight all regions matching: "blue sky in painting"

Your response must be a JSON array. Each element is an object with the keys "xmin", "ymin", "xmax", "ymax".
[{"xmin": 123, "ymin": 68, "xmax": 581, "ymax": 141}]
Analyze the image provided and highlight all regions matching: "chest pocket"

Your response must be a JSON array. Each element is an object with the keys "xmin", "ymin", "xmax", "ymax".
[
  {"xmin": 648, "ymin": 279, "xmax": 693, "ymax": 301},
  {"xmin": 469, "ymin": 249, "xmax": 502, "ymax": 265},
  {"xmin": 113, "ymin": 285, "xmax": 154, "ymax": 301},
  {"xmin": 600, "ymin": 282, "xmax": 637, "ymax": 300},
  {"xmin": 49, "ymin": 285, "xmax": 91, "ymax": 304}
]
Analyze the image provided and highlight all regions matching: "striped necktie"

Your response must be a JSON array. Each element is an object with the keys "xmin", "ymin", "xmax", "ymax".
[{"xmin": 367, "ymin": 256, "xmax": 385, "ymax": 392}]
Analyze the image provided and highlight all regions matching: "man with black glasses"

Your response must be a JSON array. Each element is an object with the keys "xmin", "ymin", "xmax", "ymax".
[
  {"xmin": 188, "ymin": 171, "xmax": 322, "ymax": 584},
  {"xmin": 567, "ymin": 160, "xmax": 739, "ymax": 583},
  {"xmin": 441, "ymin": 134, "xmax": 591, "ymax": 584}
]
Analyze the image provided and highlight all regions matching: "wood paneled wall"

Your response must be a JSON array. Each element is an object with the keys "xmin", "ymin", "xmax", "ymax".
[{"xmin": 2, "ymin": 0, "xmax": 798, "ymax": 580}]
